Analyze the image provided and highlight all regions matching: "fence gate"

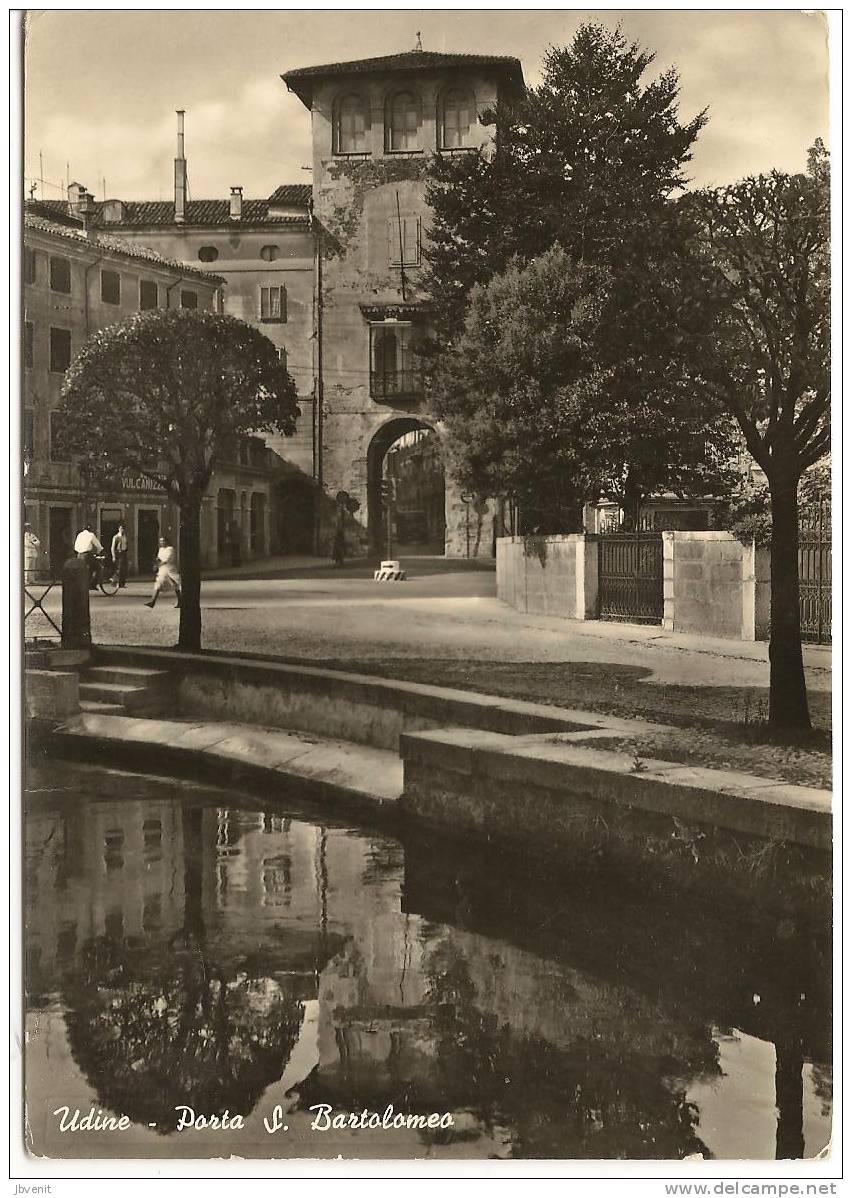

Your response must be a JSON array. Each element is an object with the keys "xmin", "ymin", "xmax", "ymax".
[
  {"xmin": 798, "ymin": 501, "xmax": 831, "ymax": 644},
  {"xmin": 597, "ymin": 531, "xmax": 664, "ymax": 624}
]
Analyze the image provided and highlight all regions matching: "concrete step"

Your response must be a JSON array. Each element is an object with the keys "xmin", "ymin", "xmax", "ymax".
[
  {"xmin": 79, "ymin": 699, "xmax": 127, "ymax": 715},
  {"xmin": 85, "ymin": 666, "xmax": 171, "ymax": 688},
  {"xmin": 79, "ymin": 682, "xmax": 150, "ymax": 709}
]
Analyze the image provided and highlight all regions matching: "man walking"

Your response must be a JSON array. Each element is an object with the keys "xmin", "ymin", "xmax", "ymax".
[
  {"xmin": 74, "ymin": 523, "xmax": 103, "ymax": 589},
  {"xmin": 110, "ymin": 522, "xmax": 129, "ymax": 588},
  {"xmin": 144, "ymin": 536, "xmax": 182, "ymax": 609}
]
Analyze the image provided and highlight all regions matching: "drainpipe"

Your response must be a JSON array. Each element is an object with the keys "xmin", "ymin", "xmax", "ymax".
[
  {"xmin": 83, "ymin": 254, "xmax": 104, "ymax": 336},
  {"xmin": 311, "ymin": 203, "xmax": 324, "ymax": 554},
  {"xmin": 166, "ymin": 278, "xmax": 186, "ymax": 308}
]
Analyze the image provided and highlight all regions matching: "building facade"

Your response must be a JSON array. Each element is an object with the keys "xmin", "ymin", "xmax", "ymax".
[
  {"xmin": 282, "ymin": 49, "xmax": 524, "ymax": 558},
  {"xmin": 22, "ymin": 205, "xmax": 279, "ymax": 574},
  {"xmin": 84, "ymin": 151, "xmax": 319, "ymax": 557}
]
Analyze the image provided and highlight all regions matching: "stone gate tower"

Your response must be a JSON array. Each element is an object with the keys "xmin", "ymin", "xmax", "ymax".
[{"xmin": 282, "ymin": 48, "xmax": 523, "ymax": 558}]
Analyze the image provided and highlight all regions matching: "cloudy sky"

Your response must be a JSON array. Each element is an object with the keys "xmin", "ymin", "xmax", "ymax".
[{"xmin": 23, "ymin": 9, "xmax": 829, "ymax": 204}]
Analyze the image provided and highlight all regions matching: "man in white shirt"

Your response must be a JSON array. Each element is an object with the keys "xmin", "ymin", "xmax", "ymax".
[
  {"xmin": 144, "ymin": 536, "xmax": 182, "ymax": 609},
  {"xmin": 74, "ymin": 524, "xmax": 103, "ymax": 589}
]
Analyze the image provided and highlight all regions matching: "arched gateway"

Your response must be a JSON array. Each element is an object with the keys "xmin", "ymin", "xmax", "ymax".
[{"xmin": 366, "ymin": 417, "xmax": 443, "ymax": 558}]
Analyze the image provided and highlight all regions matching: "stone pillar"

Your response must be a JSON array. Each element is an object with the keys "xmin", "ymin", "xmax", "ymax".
[
  {"xmin": 200, "ymin": 495, "xmax": 217, "ymax": 568},
  {"xmin": 61, "ymin": 556, "xmax": 91, "ymax": 649},
  {"xmin": 241, "ymin": 491, "xmax": 250, "ymax": 558},
  {"xmin": 262, "ymin": 497, "xmax": 270, "ymax": 558},
  {"xmin": 754, "ymin": 545, "xmax": 771, "ymax": 640},
  {"xmin": 575, "ymin": 535, "xmax": 598, "ymax": 619},
  {"xmin": 662, "ymin": 532, "xmax": 675, "ymax": 632}
]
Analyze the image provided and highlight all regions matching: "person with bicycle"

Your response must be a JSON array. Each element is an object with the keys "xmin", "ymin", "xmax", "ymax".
[{"xmin": 74, "ymin": 523, "xmax": 103, "ymax": 590}]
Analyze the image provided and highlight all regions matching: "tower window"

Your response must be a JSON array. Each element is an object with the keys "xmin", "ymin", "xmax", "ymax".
[
  {"xmin": 439, "ymin": 88, "xmax": 474, "ymax": 149},
  {"xmin": 334, "ymin": 93, "xmax": 369, "ymax": 155},
  {"xmin": 386, "ymin": 92, "xmax": 420, "ymax": 153}
]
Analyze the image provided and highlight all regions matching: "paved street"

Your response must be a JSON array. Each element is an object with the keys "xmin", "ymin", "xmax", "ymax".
[{"xmin": 28, "ymin": 557, "xmax": 830, "ymax": 693}]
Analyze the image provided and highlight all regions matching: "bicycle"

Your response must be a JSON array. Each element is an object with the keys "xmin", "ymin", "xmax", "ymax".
[{"xmin": 92, "ymin": 553, "xmax": 120, "ymax": 597}]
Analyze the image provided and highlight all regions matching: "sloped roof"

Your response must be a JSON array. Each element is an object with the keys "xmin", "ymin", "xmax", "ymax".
[
  {"xmin": 282, "ymin": 49, "xmax": 524, "ymax": 106},
  {"xmin": 27, "ymin": 186, "xmax": 312, "ymax": 229},
  {"xmin": 267, "ymin": 183, "xmax": 313, "ymax": 206},
  {"xmin": 93, "ymin": 196, "xmax": 310, "ymax": 228},
  {"xmin": 24, "ymin": 212, "xmax": 225, "ymax": 284}
]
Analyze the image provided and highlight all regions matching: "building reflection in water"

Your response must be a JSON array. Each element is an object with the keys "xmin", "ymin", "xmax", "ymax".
[{"xmin": 24, "ymin": 763, "xmax": 832, "ymax": 1160}]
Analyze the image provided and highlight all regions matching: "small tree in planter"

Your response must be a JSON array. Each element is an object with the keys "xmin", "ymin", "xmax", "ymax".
[{"xmin": 58, "ymin": 309, "xmax": 298, "ymax": 651}]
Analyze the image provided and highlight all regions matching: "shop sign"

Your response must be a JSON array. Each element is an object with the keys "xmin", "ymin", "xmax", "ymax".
[{"xmin": 121, "ymin": 474, "xmax": 164, "ymax": 493}]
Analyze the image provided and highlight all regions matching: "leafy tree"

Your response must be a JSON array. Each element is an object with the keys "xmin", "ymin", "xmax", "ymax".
[
  {"xmin": 690, "ymin": 153, "xmax": 829, "ymax": 729},
  {"xmin": 58, "ymin": 310, "xmax": 298, "ymax": 650},
  {"xmin": 436, "ymin": 246, "xmax": 733, "ymax": 532},
  {"xmin": 423, "ymin": 23, "xmax": 728, "ymax": 524},
  {"xmin": 425, "ymin": 23, "xmax": 706, "ymax": 335}
]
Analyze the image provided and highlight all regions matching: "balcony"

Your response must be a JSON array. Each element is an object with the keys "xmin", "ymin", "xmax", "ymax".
[{"xmin": 369, "ymin": 368, "xmax": 423, "ymax": 404}]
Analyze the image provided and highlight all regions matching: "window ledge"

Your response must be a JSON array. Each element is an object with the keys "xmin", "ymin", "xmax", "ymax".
[
  {"xmin": 384, "ymin": 149, "xmax": 424, "ymax": 157},
  {"xmin": 333, "ymin": 151, "xmax": 371, "ymax": 160},
  {"xmin": 259, "ymin": 317, "xmax": 287, "ymax": 324}
]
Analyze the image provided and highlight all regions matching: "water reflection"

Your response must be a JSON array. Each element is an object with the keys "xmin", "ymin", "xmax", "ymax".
[{"xmin": 24, "ymin": 762, "xmax": 831, "ymax": 1160}]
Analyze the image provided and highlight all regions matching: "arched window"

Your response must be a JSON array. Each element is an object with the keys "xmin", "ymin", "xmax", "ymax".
[
  {"xmin": 197, "ymin": 245, "xmax": 219, "ymax": 262},
  {"xmin": 334, "ymin": 93, "xmax": 369, "ymax": 154},
  {"xmin": 439, "ymin": 88, "xmax": 474, "ymax": 149},
  {"xmin": 386, "ymin": 91, "xmax": 419, "ymax": 152},
  {"xmin": 260, "ymin": 244, "xmax": 280, "ymax": 262}
]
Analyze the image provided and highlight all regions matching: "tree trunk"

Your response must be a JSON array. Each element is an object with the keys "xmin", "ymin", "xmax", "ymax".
[
  {"xmin": 768, "ymin": 480, "xmax": 811, "ymax": 730},
  {"xmin": 620, "ymin": 470, "xmax": 644, "ymax": 532},
  {"xmin": 178, "ymin": 495, "xmax": 203, "ymax": 652}
]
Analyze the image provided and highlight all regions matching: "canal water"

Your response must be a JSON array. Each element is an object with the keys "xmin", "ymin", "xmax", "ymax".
[{"xmin": 24, "ymin": 761, "xmax": 831, "ymax": 1161}]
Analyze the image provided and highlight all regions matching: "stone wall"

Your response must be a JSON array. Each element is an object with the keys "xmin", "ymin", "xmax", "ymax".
[
  {"xmin": 663, "ymin": 533, "xmax": 770, "ymax": 640},
  {"xmin": 498, "ymin": 533, "xmax": 770, "ymax": 640},
  {"xmin": 496, "ymin": 535, "xmax": 598, "ymax": 619}
]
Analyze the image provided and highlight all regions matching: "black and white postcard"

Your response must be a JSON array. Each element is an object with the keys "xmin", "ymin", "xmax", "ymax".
[{"xmin": 15, "ymin": 7, "xmax": 838, "ymax": 1185}]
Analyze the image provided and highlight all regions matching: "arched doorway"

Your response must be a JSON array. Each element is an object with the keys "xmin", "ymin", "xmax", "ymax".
[{"xmin": 366, "ymin": 418, "xmax": 446, "ymax": 560}]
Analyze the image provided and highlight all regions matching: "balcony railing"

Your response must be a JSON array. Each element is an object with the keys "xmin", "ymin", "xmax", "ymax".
[{"xmin": 370, "ymin": 369, "xmax": 423, "ymax": 402}]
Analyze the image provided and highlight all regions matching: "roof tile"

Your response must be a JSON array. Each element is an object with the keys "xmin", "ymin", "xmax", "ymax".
[
  {"xmin": 23, "ymin": 211, "xmax": 225, "ymax": 283},
  {"xmin": 282, "ymin": 49, "xmax": 524, "ymax": 104}
]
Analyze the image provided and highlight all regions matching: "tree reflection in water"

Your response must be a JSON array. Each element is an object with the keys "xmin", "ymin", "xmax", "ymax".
[
  {"xmin": 61, "ymin": 807, "xmax": 304, "ymax": 1133},
  {"xmin": 423, "ymin": 937, "xmax": 718, "ymax": 1159}
]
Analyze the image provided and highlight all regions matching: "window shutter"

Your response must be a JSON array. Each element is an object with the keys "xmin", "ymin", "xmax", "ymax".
[
  {"xmin": 280, "ymin": 285, "xmax": 287, "ymax": 322},
  {"xmin": 387, "ymin": 219, "xmax": 399, "ymax": 266},
  {"xmin": 404, "ymin": 217, "xmax": 420, "ymax": 266}
]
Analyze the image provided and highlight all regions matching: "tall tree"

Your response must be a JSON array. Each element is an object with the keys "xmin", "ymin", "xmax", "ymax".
[
  {"xmin": 690, "ymin": 151, "xmax": 829, "ymax": 729},
  {"xmin": 435, "ymin": 246, "xmax": 732, "ymax": 531},
  {"xmin": 58, "ymin": 310, "xmax": 298, "ymax": 651},
  {"xmin": 423, "ymin": 23, "xmax": 725, "ymax": 523},
  {"xmin": 424, "ymin": 23, "xmax": 707, "ymax": 337}
]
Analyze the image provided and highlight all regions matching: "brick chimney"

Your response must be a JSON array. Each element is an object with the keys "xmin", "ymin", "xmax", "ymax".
[
  {"xmin": 229, "ymin": 186, "xmax": 243, "ymax": 221},
  {"xmin": 67, "ymin": 181, "xmax": 87, "ymax": 216},
  {"xmin": 78, "ymin": 190, "xmax": 97, "ymax": 239}
]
